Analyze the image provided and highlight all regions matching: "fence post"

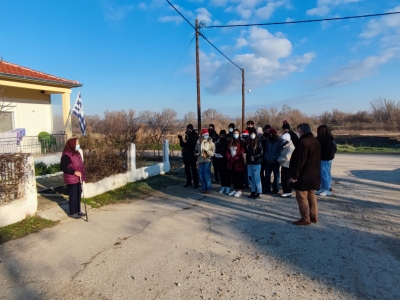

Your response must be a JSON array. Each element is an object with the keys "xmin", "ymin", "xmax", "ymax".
[
  {"xmin": 130, "ymin": 143, "xmax": 136, "ymax": 171},
  {"xmin": 163, "ymin": 140, "xmax": 169, "ymax": 163}
]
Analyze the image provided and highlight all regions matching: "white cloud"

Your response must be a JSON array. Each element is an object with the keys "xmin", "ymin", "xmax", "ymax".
[
  {"xmin": 306, "ymin": 0, "xmax": 359, "ymax": 16},
  {"xmin": 200, "ymin": 27, "xmax": 315, "ymax": 93},
  {"xmin": 359, "ymin": 6, "xmax": 400, "ymax": 39},
  {"xmin": 137, "ymin": 2, "xmax": 147, "ymax": 10},
  {"xmin": 101, "ymin": 1, "xmax": 134, "ymax": 21},
  {"xmin": 255, "ymin": 0, "xmax": 286, "ymax": 20},
  {"xmin": 317, "ymin": 47, "xmax": 400, "ymax": 88},
  {"xmin": 160, "ymin": 4, "xmax": 194, "ymax": 24},
  {"xmin": 196, "ymin": 7, "xmax": 213, "ymax": 24}
]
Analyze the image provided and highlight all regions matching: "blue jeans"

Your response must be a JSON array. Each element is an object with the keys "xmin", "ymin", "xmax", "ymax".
[
  {"xmin": 320, "ymin": 160, "xmax": 332, "ymax": 190},
  {"xmin": 265, "ymin": 162, "xmax": 280, "ymax": 193},
  {"xmin": 247, "ymin": 164, "xmax": 262, "ymax": 193},
  {"xmin": 198, "ymin": 162, "xmax": 211, "ymax": 191}
]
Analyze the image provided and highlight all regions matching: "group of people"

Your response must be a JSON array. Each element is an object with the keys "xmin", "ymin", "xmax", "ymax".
[{"xmin": 179, "ymin": 121, "xmax": 337, "ymax": 225}]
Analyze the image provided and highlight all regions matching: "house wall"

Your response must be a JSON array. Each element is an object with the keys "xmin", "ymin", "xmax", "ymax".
[{"xmin": 1, "ymin": 86, "xmax": 53, "ymax": 136}]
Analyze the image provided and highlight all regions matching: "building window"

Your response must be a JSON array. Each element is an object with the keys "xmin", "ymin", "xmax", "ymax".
[{"xmin": 0, "ymin": 112, "xmax": 14, "ymax": 133}]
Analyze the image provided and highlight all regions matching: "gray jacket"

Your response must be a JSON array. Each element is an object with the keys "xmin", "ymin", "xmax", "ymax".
[{"xmin": 277, "ymin": 140, "xmax": 295, "ymax": 168}]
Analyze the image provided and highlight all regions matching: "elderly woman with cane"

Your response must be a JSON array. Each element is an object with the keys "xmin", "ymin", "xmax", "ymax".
[{"xmin": 60, "ymin": 138, "xmax": 86, "ymax": 219}]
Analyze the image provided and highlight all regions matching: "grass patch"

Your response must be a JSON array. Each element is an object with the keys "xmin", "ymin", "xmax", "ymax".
[
  {"xmin": 337, "ymin": 144, "xmax": 400, "ymax": 154},
  {"xmin": 0, "ymin": 216, "xmax": 58, "ymax": 244},
  {"xmin": 85, "ymin": 171, "xmax": 184, "ymax": 208}
]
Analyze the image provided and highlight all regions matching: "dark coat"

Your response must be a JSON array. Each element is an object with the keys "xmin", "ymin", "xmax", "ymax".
[
  {"xmin": 289, "ymin": 132, "xmax": 321, "ymax": 191},
  {"xmin": 208, "ymin": 129, "xmax": 220, "ymax": 144},
  {"xmin": 179, "ymin": 131, "xmax": 199, "ymax": 161},
  {"xmin": 215, "ymin": 137, "xmax": 228, "ymax": 161},
  {"xmin": 226, "ymin": 139, "xmax": 246, "ymax": 171},
  {"xmin": 318, "ymin": 136, "xmax": 336, "ymax": 161},
  {"xmin": 264, "ymin": 138, "xmax": 282, "ymax": 164},
  {"xmin": 246, "ymin": 139, "xmax": 263, "ymax": 165},
  {"xmin": 288, "ymin": 130, "xmax": 300, "ymax": 148}
]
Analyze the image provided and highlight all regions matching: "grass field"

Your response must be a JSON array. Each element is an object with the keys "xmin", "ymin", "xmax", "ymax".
[{"xmin": 337, "ymin": 144, "xmax": 400, "ymax": 154}]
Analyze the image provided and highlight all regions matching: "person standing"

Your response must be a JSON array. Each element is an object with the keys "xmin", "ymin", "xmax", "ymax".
[
  {"xmin": 246, "ymin": 120, "xmax": 255, "ymax": 132},
  {"xmin": 246, "ymin": 130, "xmax": 263, "ymax": 198},
  {"xmin": 208, "ymin": 124, "xmax": 220, "ymax": 183},
  {"xmin": 61, "ymin": 138, "xmax": 86, "ymax": 219},
  {"xmin": 226, "ymin": 123, "xmax": 235, "ymax": 139},
  {"xmin": 282, "ymin": 120, "xmax": 299, "ymax": 147},
  {"xmin": 263, "ymin": 128, "xmax": 282, "ymax": 194},
  {"xmin": 196, "ymin": 129, "xmax": 215, "ymax": 194},
  {"xmin": 178, "ymin": 124, "xmax": 199, "ymax": 188},
  {"xmin": 226, "ymin": 129, "xmax": 246, "ymax": 197},
  {"xmin": 214, "ymin": 130, "xmax": 230, "ymax": 194},
  {"xmin": 289, "ymin": 123, "xmax": 321, "ymax": 226},
  {"xmin": 241, "ymin": 129, "xmax": 250, "ymax": 189},
  {"xmin": 277, "ymin": 133, "xmax": 295, "ymax": 198},
  {"xmin": 316, "ymin": 125, "xmax": 336, "ymax": 196}
]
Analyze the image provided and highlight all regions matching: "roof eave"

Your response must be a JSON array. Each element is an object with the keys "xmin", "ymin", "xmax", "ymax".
[{"xmin": 0, "ymin": 72, "xmax": 83, "ymax": 88}]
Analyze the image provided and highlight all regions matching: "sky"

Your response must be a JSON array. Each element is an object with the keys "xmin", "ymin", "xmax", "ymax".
[{"xmin": 0, "ymin": 0, "xmax": 399, "ymax": 119}]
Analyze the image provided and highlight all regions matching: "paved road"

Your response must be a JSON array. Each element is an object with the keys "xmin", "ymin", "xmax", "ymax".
[{"xmin": 1, "ymin": 154, "xmax": 400, "ymax": 299}]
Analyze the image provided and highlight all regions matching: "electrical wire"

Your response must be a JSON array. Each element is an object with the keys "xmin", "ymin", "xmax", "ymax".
[
  {"xmin": 150, "ymin": 35, "xmax": 195, "ymax": 110},
  {"xmin": 204, "ymin": 11, "xmax": 400, "ymax": 28},
  {"xmin": 165, "ymin": 0, "xmax": 196, "ymax": 30}
]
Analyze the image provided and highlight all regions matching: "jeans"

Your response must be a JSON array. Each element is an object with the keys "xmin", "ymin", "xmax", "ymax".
[
  {"xmin": 247, "ymin": 164, "xmax": 262, "ymax": 193},
  {"xmin": 264, "ymin": 162, "xmax": 280, "ymax": 193},
  {"xmin": 320, "ymin": 160, "xmax": 332, "ymax": 190},
  {"xmin": 198, "ymin": 162, "xmax": 211, "ymax": 191}
]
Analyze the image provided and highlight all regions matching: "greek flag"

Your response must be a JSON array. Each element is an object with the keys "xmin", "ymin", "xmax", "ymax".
[{"xmin": 72, "ymin": 92, "xmax": 87, "ymax": 137}]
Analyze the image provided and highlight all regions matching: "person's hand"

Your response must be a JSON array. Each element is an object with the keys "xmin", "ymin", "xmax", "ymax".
[
  {"xmin": 196, "ymin": 163, "xmax": 199, "ymax": 168},
  {"xmin": 74, "ymin": 171, "xmax": 82, "ymax": 177},
  {"xmin": 251, "ymin": 156, "xmax": 254, "ymax": 161},
  {"xmin": 289, "ymin": 177, "xmax": 297, "ymax": 183}
]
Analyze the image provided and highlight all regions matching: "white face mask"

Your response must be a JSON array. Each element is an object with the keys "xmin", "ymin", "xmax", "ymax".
[
  {"xmin": 233, "ymin": 133, "xmax": 239, "ymax": 139},
  {"xmin": 250, "ymin": 134, "xmax": 256, "ymax": 139},
  {"xmin": 229, "ymin": 128, "xmax": 234, "ymax": 132}
]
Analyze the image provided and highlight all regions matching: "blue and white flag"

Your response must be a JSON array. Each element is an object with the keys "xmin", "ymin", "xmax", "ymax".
[{"xmin": 72, "ymin": 92, "xmax": 87, "ymax": 137}]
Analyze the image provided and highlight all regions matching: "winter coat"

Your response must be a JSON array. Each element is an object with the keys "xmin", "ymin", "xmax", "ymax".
[
  {"xmin": 289, "ymin": 132, "xmax": 321, "ymax": 191},
  {"xmin": 318, "ymin": 136, "xmax": 337, "ymax": 161},
  {"xmin": 214, "ymin": 137, "xmax": 228, "ymax": 162},
  {"xmin": 196, "ymin": 137, "xmax": 215, "ymax": 164},
  {"xmin": 264, "ymin": 138, "xmax": 282, "ymax": 164},
  {"xmin": 62, "ymin": 151, "xmax": 86, "ymax": 184},
  {"xmin": 245, "ymin": 139, "xmax": 263, "ymax": 165},
  {"xmin": 287, "ymin": 130, "xmax": 300, "ymax": 147},
  {"xmin": 277, "ymin": 140, "xmax": 295, "ymax": 168},
  {"xmin": 179, "ymin": 131, "xmax": 199, "ymax": 161},
  {"xmin": 226, "ymin": 139, "xmax": 246, "ymax": 171},
  {"xmin": 208, "ymin": 129, "xmax": 220, "ymax": 144}
]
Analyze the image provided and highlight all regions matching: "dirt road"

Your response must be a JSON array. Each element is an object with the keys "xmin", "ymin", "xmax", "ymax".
[{"xmin": 1, "ymin": 154, "xmax": 399, "ymax": 299}]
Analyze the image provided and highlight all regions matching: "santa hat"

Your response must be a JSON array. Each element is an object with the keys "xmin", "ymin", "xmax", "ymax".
[
  {"xmin": 282, "ymin": 120, "xmax": 290, "ymax": 130},
  {"xmin": 241, "ymin": 129, "xmax": 249, "ymax": 136},
  {"xmin": 281, "ymin": 133, "xmax": 291, "ymax": 142},
  {"xmin": 201, "ymin": 128, "xmax": 209, "ymax": 135}
]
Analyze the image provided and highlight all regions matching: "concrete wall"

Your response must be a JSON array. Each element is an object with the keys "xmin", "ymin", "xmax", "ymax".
[
  {"xmin": 0, "ymin": 155, "xmax": 38, "ymax": 227},
  {"xmin": 83, "ymin": 141, "xmax": 170, "ymax": 198}
]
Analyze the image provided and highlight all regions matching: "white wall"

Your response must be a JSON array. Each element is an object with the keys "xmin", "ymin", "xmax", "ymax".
[{"xmin": 0, "ymin": 155, "xmax": 38, "ymax": 227}]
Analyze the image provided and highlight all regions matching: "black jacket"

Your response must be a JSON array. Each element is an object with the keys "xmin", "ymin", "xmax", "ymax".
[
  {"xmin": 215, "ymin": 137, "xmax": 228, "ymax": 161},
  {"xmin": 288, "ymin": 130, "xmax": 300, "ymax": 147},
  {"xmin": 318, "ymin": 136, "xmax": 336, "ymax": 161},
  {"xmin": 208, "ymin": 129, "xmax": 220, "ymax": 144},
  {"xmin": 246, "ymin": 139, "xmax": 264, "ymax": 165},
  {"xmin": 179, "ymin": 131, "xmax": 199, "ymax": 161}
]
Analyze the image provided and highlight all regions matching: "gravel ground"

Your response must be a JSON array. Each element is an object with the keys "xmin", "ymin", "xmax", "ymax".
[{"xmin": 1, "ymin": 154, "xmax": 399, "ymax": 299}]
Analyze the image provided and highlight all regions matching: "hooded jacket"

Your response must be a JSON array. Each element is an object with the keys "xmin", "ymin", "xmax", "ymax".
[{"xmin": 277, "ymin": 140, "xmax": 295, "ymax": 168}]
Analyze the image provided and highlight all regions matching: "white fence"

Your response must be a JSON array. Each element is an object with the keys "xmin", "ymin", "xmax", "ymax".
[
  {"xmin": 0, "ymin": 155, "xmax": 37, "ymax": 227},
  {"xmin": 83, "ymin": 141, "xmax": 171, "ymax": 198}
]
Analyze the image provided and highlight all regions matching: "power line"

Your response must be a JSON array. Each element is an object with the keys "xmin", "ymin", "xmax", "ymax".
[
  {"xmin": 204, "ymin": 11, "xmax": 400, "ymax": 28},
  {"xmin": 165, "ymin": 0, "xmax": 243, "ymax": 71},
  {"xmin": 150, "ymin": 35, "xmax": 195, "ymax": 110}
]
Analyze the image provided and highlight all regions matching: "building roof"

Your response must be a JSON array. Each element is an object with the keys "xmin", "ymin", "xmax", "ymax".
[{"xmin": 0, "ymin": 60, "xmax": 82, "ymax": 88}]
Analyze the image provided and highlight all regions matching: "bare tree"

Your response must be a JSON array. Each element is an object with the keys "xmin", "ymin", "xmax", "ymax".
[
  {"xmin": 0, "ymin": 87, "xmax": 17, "ymax": 124},
  {"xmin": 370, "ymin": 98, "xmax": 400, "ymax": 123}
]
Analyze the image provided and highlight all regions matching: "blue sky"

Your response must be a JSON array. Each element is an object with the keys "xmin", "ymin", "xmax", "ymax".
[{"xmin": 1, "ymin": 0, "xmax": 399, "ymax": 119}]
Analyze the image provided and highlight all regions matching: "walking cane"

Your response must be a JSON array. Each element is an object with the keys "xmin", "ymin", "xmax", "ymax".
[{"xmin": 80, "ymin": 177, "xmax": 89, "ymax": 222}]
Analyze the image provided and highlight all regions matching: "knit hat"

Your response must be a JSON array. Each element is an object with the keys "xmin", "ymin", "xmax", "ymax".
[
  {"xmin": 281, "ymin": 133, "xmax": 291, "ymax": 142},
  {"xmin": 282, "ymin": 120, "xmax": 290, "ymax": 130},
  {"xmin": 229, "ymin": 123, "xmax": 235, "ymax": 129},
  {"xmin": 242, "ymin": 129, "xmax": 249, "ymax": 137},
  {"xmin": 201, "ymin": 128, "xmax": 209, "ymax": 135},
  {"xmin": 256, "ymin": 127, "xmax": 263, "ymax": 135},
  {"xmin": 269, "ymin": 128, "xmax": 277, "ymax": 135},
  {"xmin": 187, "ymin": 124, "xmax": 194, "ymax": 130}
]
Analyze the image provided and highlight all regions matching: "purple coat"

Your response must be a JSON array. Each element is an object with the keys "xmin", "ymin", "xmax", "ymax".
[{"xmin": 62, "ymin": 151, "xmax": 86, "ymax": 184}]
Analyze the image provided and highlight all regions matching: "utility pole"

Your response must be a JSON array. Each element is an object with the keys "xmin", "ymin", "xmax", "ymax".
[
  {"xmin": 241, "ymin": 69, "xmax": 245, "ymax": 131},
  {"xmin": 196, "ymin": 19, "xmax": 201, "ymax": 133}
]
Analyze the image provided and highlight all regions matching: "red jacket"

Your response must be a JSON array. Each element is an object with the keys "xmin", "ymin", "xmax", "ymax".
[{"xmin": 226, "ymin": 140, "xmax": 246, "ymax": 171}]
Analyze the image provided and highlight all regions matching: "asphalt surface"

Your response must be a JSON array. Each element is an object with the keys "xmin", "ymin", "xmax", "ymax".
[{"xmin": 1, "ymin": 154, "xmax": 400, "ymax": 299}]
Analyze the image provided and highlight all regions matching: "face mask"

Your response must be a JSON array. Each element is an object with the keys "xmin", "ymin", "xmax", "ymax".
[
  {"xmin": 203, "ymin": 135, "xmax": 209, "ymax": 140},
  {"xmin": 250, "ymin": 134, "xmax": 256, "ymax": 139},
  {"xmin": 233, "ymin": 133, "xmax": 239, "ymax": 139},
  {"xmin": 229, "ymin": 128, "xmax": 233, "ymax": 133},
  {"xmin": 75, "ymin": 145, "xmax": 80, "ymax": 151},
  {"xmin": 241, "ymin": 135, "xmax": 248, "ymax": 140}
]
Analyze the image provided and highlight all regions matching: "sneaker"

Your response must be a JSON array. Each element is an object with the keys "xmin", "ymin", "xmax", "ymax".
[
  {"xmin": 219, "ymin": 187, "xmax": 226, "ymax": 194},
  {"xmin": 183, "ymin": 183, "xmax": 191, "ymax": 187},
  {"xmin": 319, "ymin": 190, "xmax": 331, "ymax": 196},
  {"xmin": 234, "ymin": 191, "xmax": 242, "ymax": 198},
  {"xmin": 77, "ymin": 212, "xmax": 86, "ymax": 216},
  {"xmin": 70, "ymin": 214, "xmax": 80, "ymax": 219},
  {"xmin": 228, "ymin": 190, "xmax": 236, "ymax": 196},
  {"xmin": 316, "ymin": 189, "xmax": 324, "ymax": 195},
  {"xmin": 254, "ymin": 193, "xmax": 261, "ymax": 198},
  {"xmin": 225, "ymin": 188, "xmax": 231, "ymax": 194},
  {"xmin": 281, "ymin": 193, "xmax": 292, "ymax": 198},
  {"xmin": 247, "ymin": 192, "xmax": 256, "ymax": 198}
]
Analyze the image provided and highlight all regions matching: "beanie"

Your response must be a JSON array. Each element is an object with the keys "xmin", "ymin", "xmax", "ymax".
[
  {"xmin": 281, "ymin": 133, "xmax": 291, "ymax": 142},
  {"xmin": 256, "ymin": 127, "xmax": 263, "ymax": 135},
  {"xmin": 269, "ymin": 128, "xmax": 277, "ymax": 135}
]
